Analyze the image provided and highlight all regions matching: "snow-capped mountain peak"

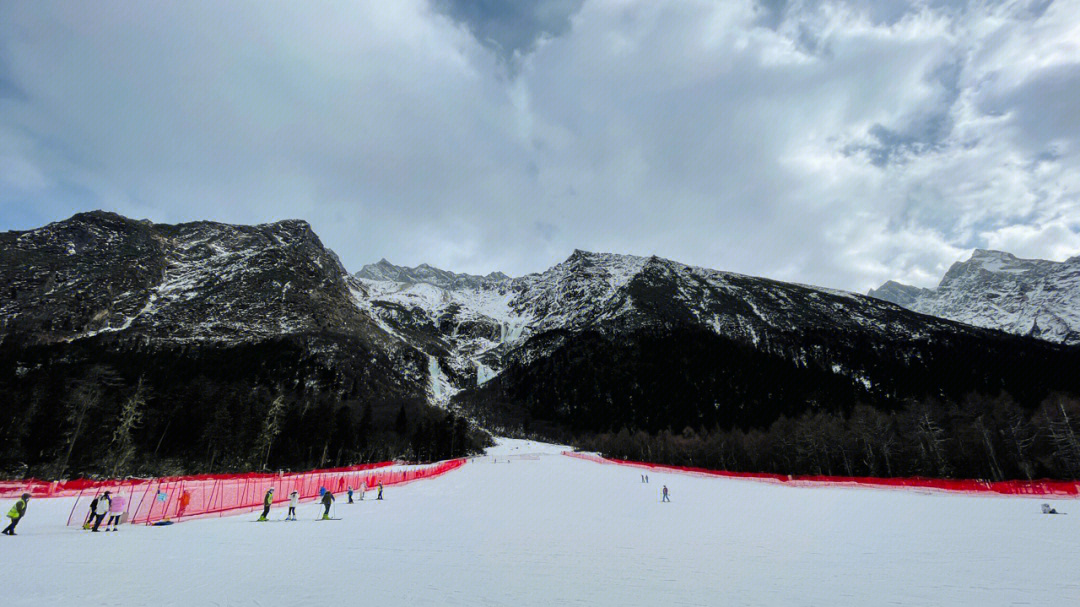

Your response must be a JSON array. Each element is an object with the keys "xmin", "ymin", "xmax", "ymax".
[{"xmin": 869, "ymin": 249, "xmax": 1080, "ymax": 344}]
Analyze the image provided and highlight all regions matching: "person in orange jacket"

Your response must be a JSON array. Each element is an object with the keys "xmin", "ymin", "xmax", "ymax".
[{"xmin": 178, "ymin": 490, "xmax": 192, "ymax": 518}]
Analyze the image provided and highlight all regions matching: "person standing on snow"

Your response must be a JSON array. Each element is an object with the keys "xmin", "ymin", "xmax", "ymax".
[
  {"xmin": 83, "ymin": 495, "xmax": 100, "ymax": 529},
  {"xmin": 358, "ymin": 483, "xmax": 365, "ymax": 501},
  {"xmin": 376, "ymin": 481, "xmax": 383, "ymax": 500},
  {"xmin": 3, "ymin": 493, "xmax": 29, "ymax": 535},
  {"xmin": 105, "ymin": 494, "xmax": 126, "ymax": 531},
  {"xmin": 178, "ymin": 490, "xmax": 192, "ymax": 518},
  {"xmin": 92, "ymin": 491, "xmax": 111, "ymax": 531},
  {"xmin": 661, "ymin": 485, "xmax": 670, "ymax": 503},
  {"xmin": 287, "ymin": 490, "xmax": 299, "ymax": 520},
  {"xmin": 320, "ymin": 490, "xmax": 335, "ymax": 520},
  {"xmin": 347, "ymin": 486, "xmax": 354, "ymax": 504},
  {"xmin": 258, "ymin": 488, "xmax": 274, "ymax": 521}
]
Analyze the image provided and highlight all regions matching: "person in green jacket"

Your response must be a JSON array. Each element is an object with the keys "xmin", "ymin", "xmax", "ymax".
[
  {"xmin": 320, "ymin": 490, "xmax": 334, "ymax": 520},
  {"xmin": 257, "ymin": 488, "xmax": 274, "ymax": 522},
  {"xmin": 3, "ymin": 493, "xmax": 30, "ymax": 535}
]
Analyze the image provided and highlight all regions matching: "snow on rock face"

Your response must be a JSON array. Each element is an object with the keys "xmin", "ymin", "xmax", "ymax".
[
  {"xmin": 354, "ymin": 250, "xmax": 990, "ymax": 395},
  {"xmin": 0, "ymin": 211, "xmax": 380, "ymax": 345},
  {"xmin": 870, "ymin": 250, "xmax": 1080, "ymax": 345}
]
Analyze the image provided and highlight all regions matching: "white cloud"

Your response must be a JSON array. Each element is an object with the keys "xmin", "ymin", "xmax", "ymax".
[{"xmin": 1, "ymin": 0, "xmax": 1078, "ymax": 292}]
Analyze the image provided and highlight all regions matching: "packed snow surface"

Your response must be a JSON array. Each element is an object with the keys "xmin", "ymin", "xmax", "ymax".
[{"xmin": 8, "ymin": 439, "xmax": 1079, "ymax": 606}]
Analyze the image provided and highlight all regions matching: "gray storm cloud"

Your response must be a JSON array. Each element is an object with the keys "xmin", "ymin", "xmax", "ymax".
[{"xmin": 1, "ymin": 0, "xmax": 1078, "ymax": 292}]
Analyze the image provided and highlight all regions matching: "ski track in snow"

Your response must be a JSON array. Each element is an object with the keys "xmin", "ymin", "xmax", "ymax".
[{"xmin": 8, "ymin": 439, "xmax": 1080, "ymax": 607}]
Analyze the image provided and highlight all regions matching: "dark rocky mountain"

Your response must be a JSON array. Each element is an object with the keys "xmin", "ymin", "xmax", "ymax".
[
  {"xmin": 357, "ymin": 258, "xmax": 510, "ymax": 290},
  {"xmin": 4, "ymin": 212, "xmax": 1080, "ymax": 481},
  {"xmin": 0, "ymin": 212, "xmax": 483, "ymax": 478},
  {"xmin": 870, "ymin": 249, "xmax": 1080, "ymax": 345}
]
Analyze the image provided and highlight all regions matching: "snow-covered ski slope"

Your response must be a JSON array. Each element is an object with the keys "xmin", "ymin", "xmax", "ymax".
[{"xmin": 9, "ymin": 439, "xmax": 1079, "ymax": 606}]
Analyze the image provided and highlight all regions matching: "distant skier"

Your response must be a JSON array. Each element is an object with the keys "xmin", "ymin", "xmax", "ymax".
[
  {"xmin": 347, "ymin": 486, "xmax": 354, "ymax": 504},
  {"xmin": 641, "ymin": 474, "xmax": 645, "ymax": 483},
  {"xmin": 376, "ymin": 481, "xmax": 383, "ymax": 500},
  {"xmin": 105, "ymin": 494, "xmax": 126, "ymax": 531},
  {"xmin": 1042, "ymin": 503, "xmax": 1061, "ymax": 515},
  {"xmin": 661, "ymin": 485, "xmax": 670, "ymax": 503},
  {"xmin": 287, "ymin": 490, "xmax": 299, "ymax": 520},
  {"xmin": 3, "ymin": 493, "xmax": 29, "ymax": 535},
  {"xmin": 258, "ymin": 488, "xmax": 274, "ymax": 521},
  {"xmin": 92, "ymin": 491, "xmax": 111, "ymax": 531},
  {"xmin": 358, "ymin": 483, "xmax": 366, "ymax": 501},
  {"xmin": 645, "ymin": 475, "xmax": 649, "ymax": 483},
  {"xmin": 321, "ymin": 490, "xmax": 335, "ymax": 520}
]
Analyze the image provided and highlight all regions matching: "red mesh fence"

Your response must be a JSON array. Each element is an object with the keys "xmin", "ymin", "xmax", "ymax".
[
  {"xmin": 1, "ymin": 458, "xmax": 466, "ymax": 526},
  {"xmin": 2, "ymin": 461, "xmax": 404, "ymax": 499},
  {"xmin": 56, "ymin": 461, "xmax": 398, "ymax": 526},
  {"xmin": 121, "ymin": 458, "xmax": 465, "ymax": 525},
  {"xmin": 563, "ymin": 451, "xmax": 1080, "ymax": 497}
]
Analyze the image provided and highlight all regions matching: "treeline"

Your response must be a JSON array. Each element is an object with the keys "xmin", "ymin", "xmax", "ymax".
[
  {"xmin": 456, "ymin": 325, "xmax": 1080, "ymax": 480},
  {"xmin": 579, "ymin": 393, "xmax": 1080, "ymax": 481},
  {"xmin": 0, "ymin": 336, "xmax": 488, "ymax": 479}
]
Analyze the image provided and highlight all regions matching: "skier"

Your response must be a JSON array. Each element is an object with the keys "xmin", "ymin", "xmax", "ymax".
[
  {"xmin": 645, "ymin": 475, "xmax": 649, "ymax": 483},
  {"xmin": 347, "ymin": 486, "xmax": 354, "ymax": 504},
  {"xmin": 358, "ymin": 483, "xmax": 366, "ymax": 501},
  {"xmin": 178, "ymin": 490, "xmax": 192, "ymax": 518},
  {"xmin": 1042, "ymin": 503, "xmax": 1060, "ymax": 514},
  {"xmin": 3, "ymin": 493, "xmax": 29, "ymax": 535},
  {"xmin": 258, "ymin": 488, "xmax": 274, "ymax": 522},
  {"xmin": 376, "ymin": 481, "xmax": 383, "ymax": 500},
  {"xmin": 287, "ymin": 490, "xmax": 299, "ymax": 520},
  {"xmin": 92, "ymin": 491, "xmax": 111, "ymax": 531},
  {"xmin": 661, "ymin": 485, "xmax": 670, "ymax": 503},
  {"xmin": 83, "ymin": 495, "xmax": 100, "ymax": 530},
  {"xmin": 105, "ymin": 494, "xmax": 126, "ymax": 531},
  {"xmin": 320, "ymin": 490, "xmax": 335, "ymax": 520}
]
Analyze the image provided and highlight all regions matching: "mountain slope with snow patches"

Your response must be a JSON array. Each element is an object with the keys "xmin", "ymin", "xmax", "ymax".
[{"xmin": 870, "ymin": 250, "xmax": 1080, "ymax": 345}]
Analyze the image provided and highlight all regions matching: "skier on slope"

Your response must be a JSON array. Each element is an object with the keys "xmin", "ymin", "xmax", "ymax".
[
  {"xmin": 320, "ymin": 490, "xmax": 335, "ymax": 520},
  {"xmin": 376, "ymin": 481, "xmax": 383, "ymax": 500},
  {"xmin": 92, "ymin": 491, "xmax": 111, "ymax": 531},
  {"xmin": 347, "ymin": 486, "xmax": 354, "ymax": 504},
  {"xmin": 3, "ymin": 493, "xmax": 29, "ymax": 535},
  {"xmin": 258, "ymin": 488, "xmax": 274, "ymax": 521},
  {"xmin": 358, "ymin": 483, "xmax": 365, "ymax": 501},
  {"xmin": 661, "ymin": 485, "xmax": 670, "ymax": 503},
  {"xmin": 178, "ymin": 490, "xmax": 192, "ymax": 518},
  {"xmin": 287, "ymin": 490, "xmax": 299, "ymax": 520},
  {"xmin": 83, "ymin": 495, "xmax": 100, "ymax": 530},
  {"xmin": 105, "ymin": 494, "xmax": 126, "ymax": 531}
]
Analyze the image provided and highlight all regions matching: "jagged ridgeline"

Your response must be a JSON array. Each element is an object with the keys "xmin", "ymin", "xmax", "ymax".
[
  {"xmin": 3, "ymin": 211, "xmax": 1080, "ymax": 480},
  {"xmin": 0, "ymin": 212, "xmax": 484, "ymax": 478}
]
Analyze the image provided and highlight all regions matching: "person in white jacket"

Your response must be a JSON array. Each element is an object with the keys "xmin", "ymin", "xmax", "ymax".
[
  {"xmin": 358, "ymin": 483, "xmax": 365, "ymax": 501},
  {"xmin": 92, "ymin": 491, "xmax": 111, "ymax": 532},
  {"xmin": 287, "ymin": 490, "xmax": 299, "ymax": 521}
]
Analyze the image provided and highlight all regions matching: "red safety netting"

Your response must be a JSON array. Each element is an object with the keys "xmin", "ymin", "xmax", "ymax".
[
  {"xmin": 100, "ymin": 458, "xmax": 466, "ymax": 525},
  {"xmin": 562, "ymin": 451, "xmax": 1080, "ymax": 497},
  {"xmin": 56, "ymin": 461, "xmax": 398, "ymax": 526},
  {"xmin": 1, "ymin": 461, "xmax": 407, "ymax": 499}
]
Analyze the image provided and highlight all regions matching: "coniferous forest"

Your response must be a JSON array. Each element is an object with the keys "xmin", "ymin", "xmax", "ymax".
[
  {"xmin": 457, "ymin": 327, "xmax": 1080, "ymax": 480},
  {"xmin": 0, "ymin": 334, "xmax": 488, "ymax": 479}
]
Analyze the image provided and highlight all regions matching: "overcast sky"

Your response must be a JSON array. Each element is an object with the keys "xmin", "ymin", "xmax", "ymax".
[{"xmin": 2, "ymin": 0, "xmax": 1079, "ymax": 291}]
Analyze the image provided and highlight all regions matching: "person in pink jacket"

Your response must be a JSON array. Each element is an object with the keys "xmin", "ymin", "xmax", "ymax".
[{"xmin": 104, "ymin": 494, "xmax": 126, "ymax": 531}]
